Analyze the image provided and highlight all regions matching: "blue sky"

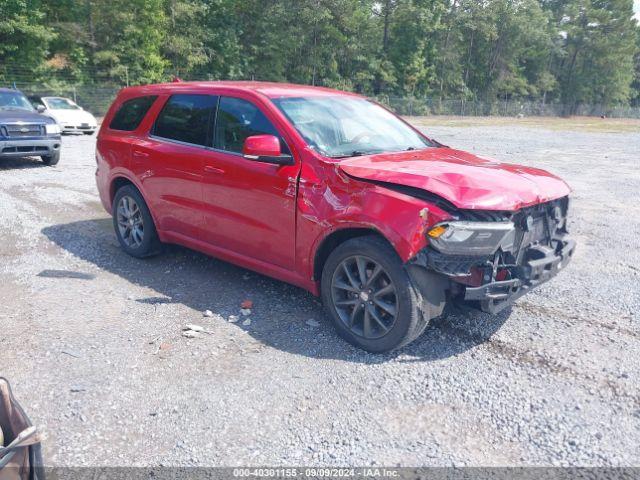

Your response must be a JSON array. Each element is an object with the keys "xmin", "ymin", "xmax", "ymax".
[{"xmin": 635, "ymin": 0, "xmax": 639, "ymax": 20}]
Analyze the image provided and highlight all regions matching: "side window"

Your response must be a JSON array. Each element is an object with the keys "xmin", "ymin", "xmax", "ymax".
[
  {"xmin": 29, "ymin": 97, "xmax": 44, "ymax": 109},
  {"xmin": 214, "ymin": 97, "xmax": 283, "ymax": 153},
  {"xmin": 109, "ymin": 96, "xmax": 157, "ymax": 131},
  {"xmin": 153, "ymin": 94, "xmax": 218, "ymax": 146}
]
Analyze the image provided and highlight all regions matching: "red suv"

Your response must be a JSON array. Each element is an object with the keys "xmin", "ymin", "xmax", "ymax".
[{"xmin": 96, "ymin": 82, "xmax": 575, "ymax": 352}]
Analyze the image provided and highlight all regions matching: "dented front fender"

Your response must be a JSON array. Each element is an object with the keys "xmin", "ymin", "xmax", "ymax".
[{"xmin": 295, "ymin": 158, "xmax": 452, "ymax": 287}]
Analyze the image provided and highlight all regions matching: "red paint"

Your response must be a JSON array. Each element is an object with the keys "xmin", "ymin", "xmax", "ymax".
[
  {"xmin": 242, "ymin": 134, "xmax": 282, "ymax": 157},
  {"xmin": 339, "ymin": 148, "xmax": 571, "ymax": 211},
  {"xmin": 96, "ymin": 81, "xmax": 571, "ymax": 296}
]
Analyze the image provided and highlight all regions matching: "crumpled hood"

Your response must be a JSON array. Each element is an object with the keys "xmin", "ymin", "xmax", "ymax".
[
  {"xmin": 0, "ymin": 109, "xmax": 56, "ymax": 125},
  {"xmin": 339, "ymin": 148, "xmax": 571, "ymax": 211}
]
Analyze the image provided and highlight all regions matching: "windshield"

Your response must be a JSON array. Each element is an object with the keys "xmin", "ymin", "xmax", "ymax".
[
  {"xmin": 0, "ymin": 91, "xmax": 34, "ymax": 112},
  {"xmin": 45, "ymin": 97, "xmax": 80, "ymax": 110},
  {"xmin": 272, "ymin": 96, "xmax": 432, "ymax": 158}
]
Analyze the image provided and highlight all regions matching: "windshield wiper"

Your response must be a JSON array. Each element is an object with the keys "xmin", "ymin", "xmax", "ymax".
[{"xmin": 329, "ymin": 150, "xmax": 372, "ymax": 159}]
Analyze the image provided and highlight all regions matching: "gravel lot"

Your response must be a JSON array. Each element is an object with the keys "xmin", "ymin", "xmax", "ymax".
[{"xmin": 1, "ymin": 120, "xmax": 639, "ymax": 467}]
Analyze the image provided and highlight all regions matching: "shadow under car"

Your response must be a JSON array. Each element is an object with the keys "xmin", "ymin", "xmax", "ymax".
[{"xmin": 41, "ymin": 218, "xmax": 511, "ymax": 363}]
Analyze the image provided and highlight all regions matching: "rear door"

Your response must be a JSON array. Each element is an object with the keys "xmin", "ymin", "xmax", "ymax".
[
  {"xmin": 98, "ymin": 95, "xmax": 159, "ymax": 206},
  {"xmin": 201, "ymin": 95, "xmax": 300, "ymax": 270},
  {"xmin": 131, "ymin": 93, "xmax": 218, "ymax": 240}
]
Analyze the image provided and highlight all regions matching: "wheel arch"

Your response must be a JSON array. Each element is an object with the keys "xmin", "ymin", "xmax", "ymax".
[
  {"xmin": 109, "ymin": 175, "xmax": 161, "ymax": 237},
  {"xmin": 110, "ymin": 176, "xmax": 136, "ymax": 205},
  {"xmin": 313, "ymin": 227, "xmax": 396, "ymax": 282}
]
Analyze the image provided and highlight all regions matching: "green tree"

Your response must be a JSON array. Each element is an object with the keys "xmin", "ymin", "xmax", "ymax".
[
  {"xmin": 99, "ymin": 0, "xmax": 169, "ymax": 84},
  {"xmin": 164, "ymin": 0, "xmax": 209, "ymax": 76},
  {"xmin": 0, "ymin": 0, "xmax": 54, "ymax": 82},
  {"xmin": 547, "ymin": 0, "xmax": 638, "ymax": 112},
  {"xmin": 2, "ymin": 0, "xmax": 638, "ymax": 111},
  {"xmin": 632, "ymin": 21, "xmax": 640, "ymax": 102},
  {"xmin": 386, "ymin": 0, "xmax": 445, "ymax": 96}
]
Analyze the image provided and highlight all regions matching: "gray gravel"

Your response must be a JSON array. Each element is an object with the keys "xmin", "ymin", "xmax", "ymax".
[{"xmin": 1, "ymin": 122, "xmax": 639, "ymax": 467}]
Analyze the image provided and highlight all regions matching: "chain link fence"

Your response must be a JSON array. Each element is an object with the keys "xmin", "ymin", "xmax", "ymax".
[
  {"xmin": 376, "ymin": 96, "xmax": 640, "ymax": 119},
  {"xmin": 3, "ymin": 72, "xmax": 640, "ymax": 119}
]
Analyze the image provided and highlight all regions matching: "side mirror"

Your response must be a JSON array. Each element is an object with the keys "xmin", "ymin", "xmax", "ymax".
[
  {"xmin": 242, "ymin": 135, "xmax": 294, "ymax": 166},
  {"xmin": 36, "ymin": 105, "xmax": 46, "ymax": 113}
]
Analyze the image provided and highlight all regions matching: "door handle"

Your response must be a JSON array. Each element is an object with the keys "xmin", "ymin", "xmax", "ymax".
[
  {"xmin": 132, "ymin": 150, "xmax": 149, "ymax": 158},
  {"xmin": 204, "ymin": 165, "xmax": 225, "ymax": 175}
]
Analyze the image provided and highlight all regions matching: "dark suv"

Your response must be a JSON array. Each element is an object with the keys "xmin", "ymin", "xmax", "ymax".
[{"xmin": 0, "ymin": 88, "xmax": 62, "ymax": 165}]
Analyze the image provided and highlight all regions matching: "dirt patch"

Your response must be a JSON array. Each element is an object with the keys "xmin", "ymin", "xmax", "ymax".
[{"xmin": 408, "ymin": 115, "xmax": 640, "ymax": 133}]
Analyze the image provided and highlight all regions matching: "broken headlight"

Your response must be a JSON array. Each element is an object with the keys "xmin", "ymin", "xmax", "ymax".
[{"xmin": 427, "ymin": 221, "xmax": 515, "ymax": 256}]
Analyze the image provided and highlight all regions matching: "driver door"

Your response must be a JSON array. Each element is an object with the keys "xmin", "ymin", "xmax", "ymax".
[{"xmin": 201, "ymin": 95, "xmax": 300, "ymax": 270}]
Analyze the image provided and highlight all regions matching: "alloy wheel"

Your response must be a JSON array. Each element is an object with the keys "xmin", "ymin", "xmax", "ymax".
[
  {"xmin": 331, "ymin": 255, "xmax": 398, "ymax": 339},
  {"xmin": 116, "ymin": 195, "xmax": 144, "ymax": 248}
]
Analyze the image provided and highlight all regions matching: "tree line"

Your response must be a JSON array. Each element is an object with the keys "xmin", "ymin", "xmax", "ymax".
[{"xmin": 1, "ymin": 0, "xmax": 639, "ymax": 113}]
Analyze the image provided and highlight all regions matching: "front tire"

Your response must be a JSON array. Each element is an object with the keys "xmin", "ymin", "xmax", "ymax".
[
  {"xmin": 321, "ymin": 236, "xmax": 427, "ymax": 353},
  {"xmin": 112, "ymin": 185, "xmax": 161, "ymax": 258},
  {"xmin": 41, "ymin": 150, "xmax": 60, "ymax": 166}
]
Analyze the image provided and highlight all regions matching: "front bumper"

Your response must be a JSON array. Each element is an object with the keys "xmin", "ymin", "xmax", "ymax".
[
  {"xmin": 60, "ymin": 123, "xmax": 96, "ymax": 134},
  {"xmin": 0, "ymin": 137, "xmax": 61, "ymax": 157},
  {"xmin": 464, "ymin": 238, "xmax": 576, "ymax": 313},
  {"xmin": 411, "ymin": 234, "xmax": 576, "ymax": 314}
]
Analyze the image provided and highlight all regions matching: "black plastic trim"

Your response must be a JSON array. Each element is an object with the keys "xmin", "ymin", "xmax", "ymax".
[{"xmin": 464, "ymin": 238, "xmax": 576, "ymax": 313}]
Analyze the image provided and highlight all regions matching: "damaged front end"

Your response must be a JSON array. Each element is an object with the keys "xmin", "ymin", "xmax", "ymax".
[{"xmin": 411, "ymin": 196, "xmax": 576, "ymax": 313}]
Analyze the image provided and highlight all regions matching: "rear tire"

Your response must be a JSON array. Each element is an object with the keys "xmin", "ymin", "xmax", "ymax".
[
  {"xmin": 112, "ymin": 185, "xmax": 161, "ymax": 258},
  {"xmin": 321, "ymin": 235, "xmax": 427, "ymax": 353},
  {"xmin": 41, "ymin": 150, "xmax": 60, "ymax": 166}
]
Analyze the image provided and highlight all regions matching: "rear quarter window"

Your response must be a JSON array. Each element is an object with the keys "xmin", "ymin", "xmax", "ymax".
[{"xmin": 109, "ymin": 95, "xmax": 157, "ymax": 131}]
